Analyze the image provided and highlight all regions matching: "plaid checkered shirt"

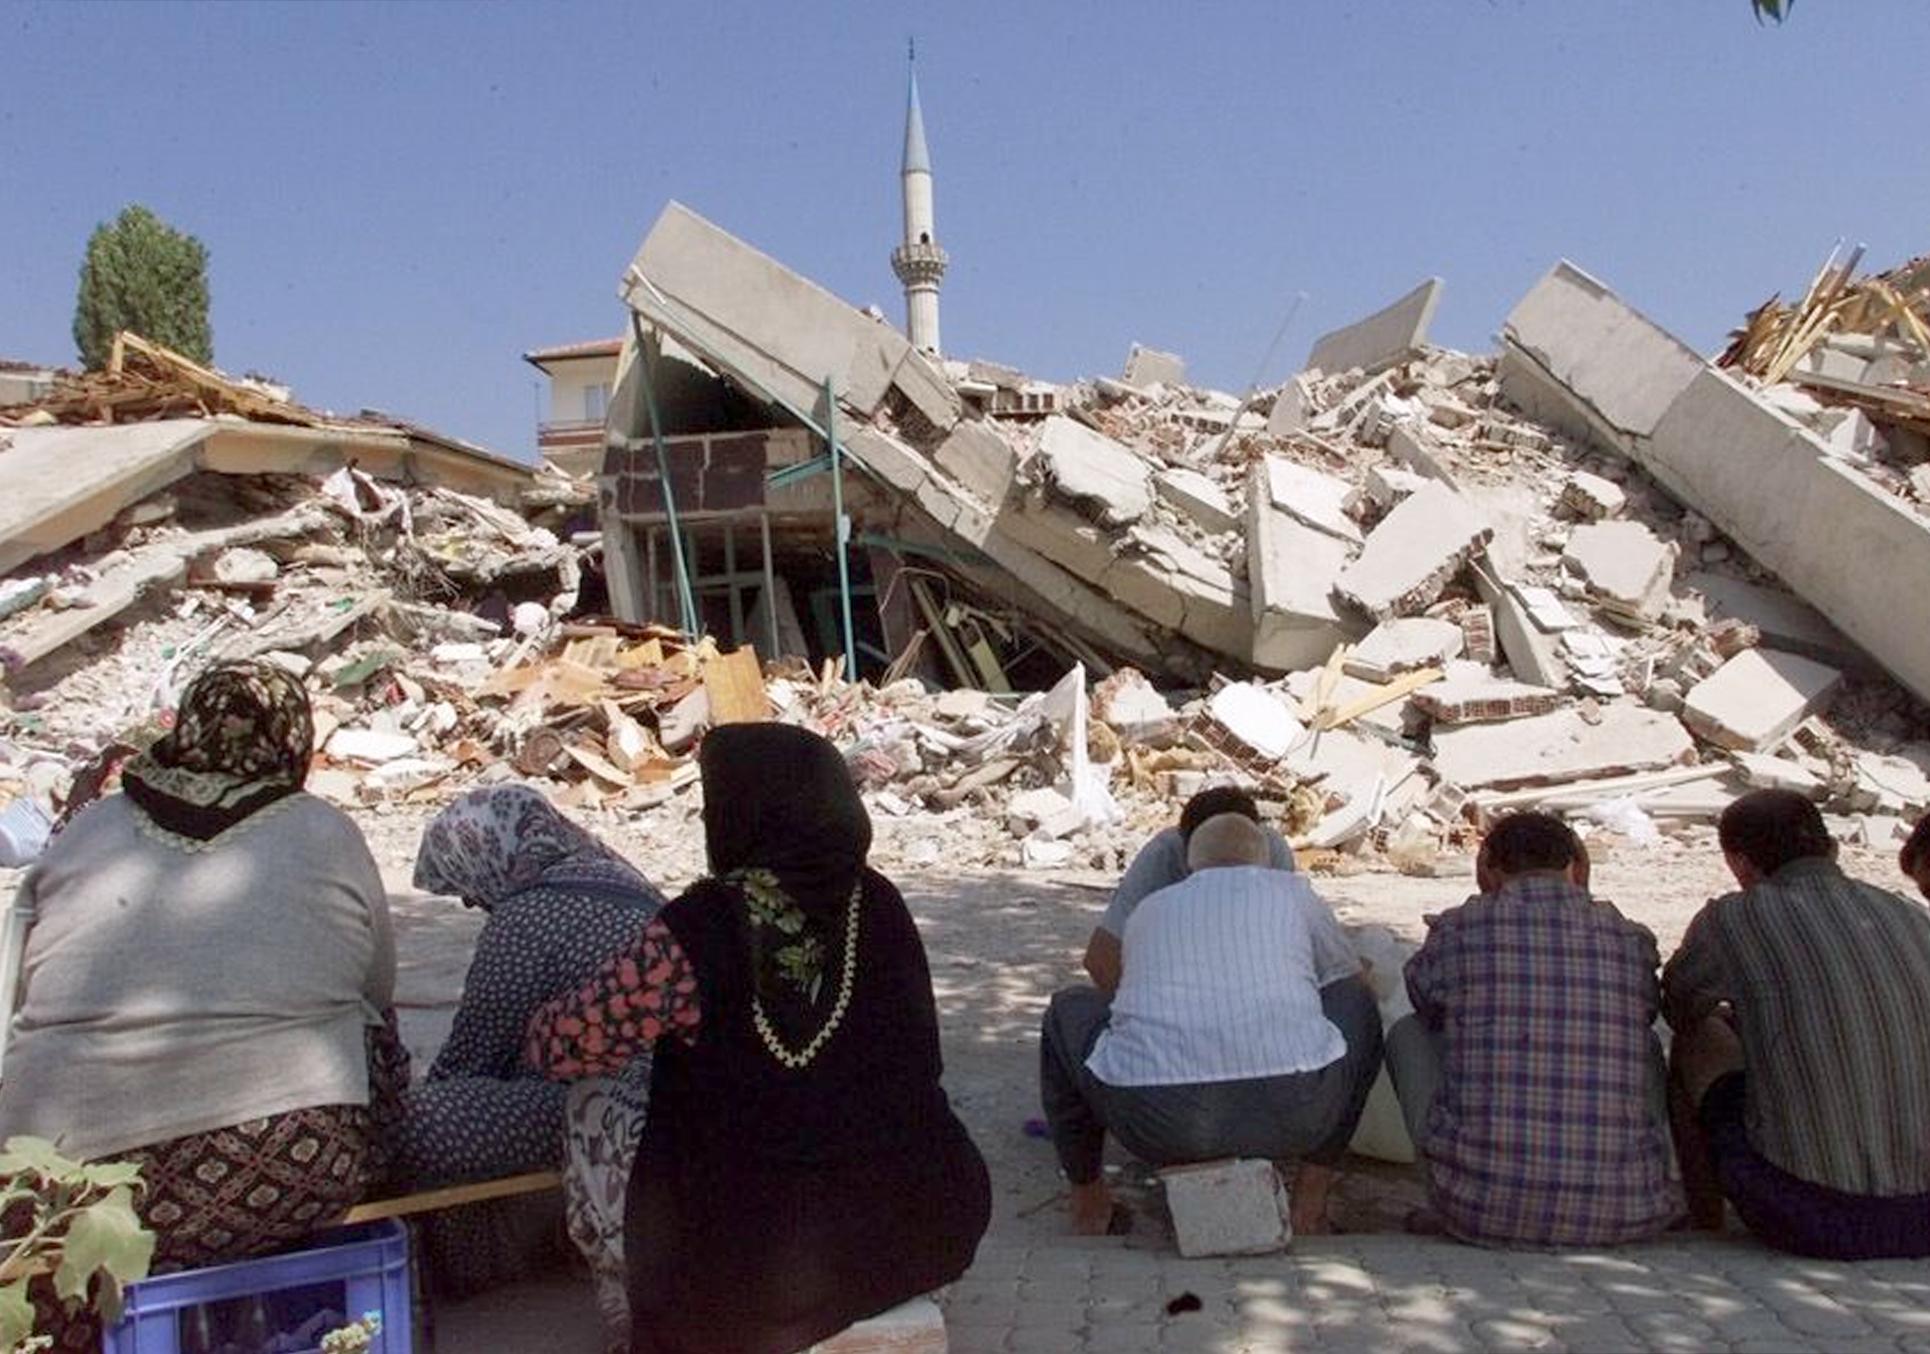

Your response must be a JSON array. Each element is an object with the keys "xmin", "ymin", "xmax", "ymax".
[{"xmin": 1405, "ymin": 877, "xmax": 1683, "ymax": 1247}]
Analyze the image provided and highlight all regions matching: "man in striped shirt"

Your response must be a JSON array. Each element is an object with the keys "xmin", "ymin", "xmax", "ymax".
[
  {"xmin": 1664, "ymin": 789, "xmax": 1930, "ymax": 1259},
  {"xmin": 1389, "ymin": 813, "xmax": 1681, "ymax": 1247},
  {"xmin": 1040, "ymin": 814, "xmax": 1378, "ymax": 1237}
]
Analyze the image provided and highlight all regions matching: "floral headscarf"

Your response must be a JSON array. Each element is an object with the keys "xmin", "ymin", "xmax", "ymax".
[
  {"xmin": 121, "ymin": 661, "xmax": 314, "ymax": 841},
  {"xmin": 414, "ymin": 784, "xmax": 636, "ymax": 911}
]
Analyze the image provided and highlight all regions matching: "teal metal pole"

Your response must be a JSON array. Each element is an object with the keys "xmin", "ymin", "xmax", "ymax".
[
  {"xmin": 824, "ymin": 377, "xmax": 857, "ymax": 676},
  {"xmin": 631, "ymin": 316, "xmax": 699, "ymax": 637}
]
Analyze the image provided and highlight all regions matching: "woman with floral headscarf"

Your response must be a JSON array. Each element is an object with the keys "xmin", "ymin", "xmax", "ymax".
[
  {"xmin": 402, "ymin": 785, "xmax": 666, "ymax": 1344},
  {"xmin": 528, "ymin": 723, "xmax": 990, "ymax": 1354},
  {"xmin": 0, "ymin": 661, "xmax": 399, "ymax": 1349}
]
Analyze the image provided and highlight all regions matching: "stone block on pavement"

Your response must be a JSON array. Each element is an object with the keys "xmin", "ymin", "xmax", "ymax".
[{"xmin": 1158, "ymin": 1157, "xmax": 1292, "ymax": 1258}]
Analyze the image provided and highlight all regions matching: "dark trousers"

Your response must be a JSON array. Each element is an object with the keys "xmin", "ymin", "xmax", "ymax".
[{"xmin": 1038, "ymin": 979, "xmax": 1383, "ymax": 1185}]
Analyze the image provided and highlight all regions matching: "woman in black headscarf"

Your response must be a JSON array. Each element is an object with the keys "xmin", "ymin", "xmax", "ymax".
[{"xmin": 527, "ymin": 723, "xmax": 990, "ymax": 1354}]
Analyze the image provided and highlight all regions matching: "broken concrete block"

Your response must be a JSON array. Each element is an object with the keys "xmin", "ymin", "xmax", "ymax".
[
  {"xmin": 1458, "ymin": 605, "xmax": 1497, "ymax": 665},
  {"xmin": 1207, "ymin": 682, "xmax": 1305, "ymax": 761},
  {"xmin": 1007, "ymin": 786, "xmax": 1078, "ymax": 839},
  {"xmin": 1267, "ymin": 375, "xmax": 1314, "ymax": 435},
  {"xmin": 1911, "ymin": 464, "xmax": 1930, "ymax": 504},
  {"xmin": 1122, "ymin": 343, "xmax": 1186, "ymax": 389},
  {"xmin": 1430, "ymin": 703, "xmax": 1694, "ymax": 791},
  {"xmin": 934, "ymin": 688, "xmax": 993, "ymax": 720},
  {"xmin": 1284, "ymin": 668, "xmax": 1418, "ymax": 743},
  {"xmin": 1386, "ymin": 423, "xmax": 1458, "ymax": 485},
  {"xmin": 810, "ymin": 1296, "xmax": 947, "ymax": 1354},
  {"xmin": 1159, "ymin": 1158, "xmax": 1292, "ymax": 1258},
  {"xmin": 1334, "ymin": 481, "xmax": 1492, "ymax": 621},
  {"xmin": 656, "ymin": 685, "xmax": 711, "ymax": 754},
  {"xmin": 1261, "ymin": 457, "xmax": 1362, "ymax": 544},
  {"xmin": 1496, "ymin": 260, "xmax": 1703, "ymax": 454},
  {"xmin": 1092, "ymin": 668, "xmax": 1177, "ymax": 745},
  {"xmin": 1362, "ymin": 464, "xmax": 1430, "ymax": 513},
  {"xmin": 1684, "ymin": 571, "xmax": 1856, "ymax": 669},
  {"xmin": 1853, "ymin": 749, "xmax": 1930, "ymax": 816},
  {"xmin": 1562, "ymin": 520, "xmax": 1675, "ymax": 622},
  {"xmin": 1031, "ymin": 416, "xmax": 1153, "ymax": 526},
  {"xmin": 1154, "ymin": 467, "xmax": 1238, "ymax": 535},
  {"xmin": 1245, "ymin": 467, "xmax": 1350, "ymax": 672},
  {"xmin": 1730, "ymin": 750, "xmax": 1826, "ymax": 798},
  {"xmin": 212, "ymin": 547, "xmax": 280, "ymax": 584},
  {"xmin": 325, "ymin": 727, "xmax": 417, "ymax": 764},
  {"xmin": 1305, "ymin": 278, "xmax": 1443, "ymax": 378},
  {"xmin": 1558, "ymin": 471, "xmax": 1627, "ymax": 522},
  {"xmin": 933, "ymin": 418, "xmax": 1018, "ymax": 506},
  {"xmin": 1412, "ymin": 669, "xmax": 1564, "ymax": 726},
  {"xmin": 1344, "ymin": 618, "xmax": 1464, "ymax": 683},
  {"xmin": 1682, "ymin": 648, "xmax": 1843, "ymax": 753}
]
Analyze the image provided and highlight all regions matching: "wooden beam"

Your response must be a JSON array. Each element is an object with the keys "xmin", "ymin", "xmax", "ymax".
[{"xmin": 342, "ymin": 1171, "xmax": 562, "ymax": 1224}]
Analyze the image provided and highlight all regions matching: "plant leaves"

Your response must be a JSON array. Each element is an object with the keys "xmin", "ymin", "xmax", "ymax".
[
  {"xmin": 0, "ymin": 1277, "xmax": 33, "ymax": 1349},
  {"xmin": 77, "ymin": 1162, "xmax": 143, "ymax": 1193},
  {"xmin": 0, "ymin": 1138, "xmax": 71, "ymax": 1184},
  {"xmin": 51, "ymin": 1187, "xmax": 153, "ymax": 1305}
]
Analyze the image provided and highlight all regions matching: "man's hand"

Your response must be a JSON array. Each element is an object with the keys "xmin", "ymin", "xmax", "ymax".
[{"xmin": 1082, "ymin": 928, "xmax": 1122, "ymax": 997}]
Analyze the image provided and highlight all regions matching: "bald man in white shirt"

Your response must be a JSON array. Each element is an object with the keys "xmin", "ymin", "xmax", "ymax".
[{"xmin": 1040, "ymin": 814, "xmax": 1380, "ymax": 1236}]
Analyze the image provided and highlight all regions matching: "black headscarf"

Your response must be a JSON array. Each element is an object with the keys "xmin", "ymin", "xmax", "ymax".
[
  {"xmin": 700, "ymin": 723, "xmax": 872, "ymax": 921},
  {"xmin": 700, "ymin": 723, "xmax": 872, "ymax": 1037},
  {"xmin": 121, "ymin": 661, "xmax": 314, "ymax": 841}
]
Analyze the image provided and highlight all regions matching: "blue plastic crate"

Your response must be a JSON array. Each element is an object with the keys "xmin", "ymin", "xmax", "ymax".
[{"xmin": 100, "ymin": 1220, "xmax": 411, "ymax": 1354}]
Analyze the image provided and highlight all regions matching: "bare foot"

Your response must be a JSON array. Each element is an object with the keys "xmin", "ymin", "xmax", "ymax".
[
  {"xmin": 1068, "ymin": 1179, "xmax": 1116, "ymax": 1236},
  {"xmin": 1289, "ymin": 1162, "xmax": 1337, "ymax": 1236}
]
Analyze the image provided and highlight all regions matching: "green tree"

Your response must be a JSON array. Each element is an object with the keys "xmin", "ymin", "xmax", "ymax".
[
  {"xmin": 1752, "ymin": 0, "xmax": 1792, "ymax": 21},
  {"xmin": 72, "ymin": 205, "xmax": 212, "ymax": 371}
]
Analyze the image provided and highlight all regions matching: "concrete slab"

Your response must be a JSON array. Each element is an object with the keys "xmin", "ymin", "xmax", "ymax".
[
  {"xmin": 0, "ymin": 420, "xmax": 211, "ymax": 574},
  {"xmin": 1153, "ymin": 466, "xmax": 1237, "ymax": 535},
  {"xmin": 1497, "ymin": 260, "xmax": 1703, "ymax": 450},
  {"xmin": 1360, "ymin": 464, "xmax": 1430, "ymax": 513},
  {"xmin": 1121, "ymin": 343, "xmax": 1185, "ymax": 389},
  {"xmin": 1681, "ymin": 648, "xmax": 1842, "ymax": 753},
  {"xmin": 933, "ymin": 418, "xmax": 1019, "ymax": 506},
  {"xmin": 1334, "ymin": 481, "xmax": 1491, "ymax": 621},
  {"xmin": 1684, "ymin": 571, "xmax": 1858, "ymax": 668},
  {"xmin": 1263, "ymin": 457, "xmax": 1362, "ymax": 544},
  {"xmin": 1031, "ymin": 416, "xmax": 1153, "ymax": 526},
  {"xmin": 1645, "ymin": 366, "xmax": 1930, "ymax": 704},
  {"xmin": 1473, "ymin": 565, "xmax": 1570, "ymax": 690},
  {"xmin": 1245, "ymin": 464, "xmax": 1351, "ymax": 672},
  {"xmin": 1305, "ymin": 278, "xmax": 1443, "ymax": 377},
  {"xmin": 1159, "ymin": 1158, "xmax": 1291, "ymax": 1258},
  {"xmin": 1559, "ymin": 470, "xmax": 1627, "ymax": 521},
  {"xmin": 1208, "ymin": 682, "xmax": 1305, "ymax": 761},
  {"xmin": 1385, "ymin": 423, "xmax": 1458, "ymax": 485},
  {"xmin": 623, "ymin": 201, "xmax": 959, "ymax": 433},
  {"xmin": 1266, "ymin": 374, "xmax": 1314, "ymax": 435},
  {"xmin": 1562, "ymin": 520, "xmax": 1675, "ymax": 622},
  {"xmin": 1431, "ymin": 703, "xmax": 1694, "ymax": 791},
  {"xmin": 1344, "ymin": 617, "xmax": 1464, "ymax": 682},
  {"xmin": 1284, "ymin": 667, "xmax": 1417, "ymax": 743},
  {"xmin": 1411, "ymin": 668, "xmax": 1564, "ymax": 726}
]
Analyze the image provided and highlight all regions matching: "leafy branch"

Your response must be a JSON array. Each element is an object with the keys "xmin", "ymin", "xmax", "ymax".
[{"xmin": 0, "ymin": 1138, "xmax": 155, "ymax": 1351}]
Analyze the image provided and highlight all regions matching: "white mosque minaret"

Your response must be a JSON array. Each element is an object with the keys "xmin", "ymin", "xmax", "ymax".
[{"xmin": 890, "ymin": 43, "xmax": 948, "ymax": 355}]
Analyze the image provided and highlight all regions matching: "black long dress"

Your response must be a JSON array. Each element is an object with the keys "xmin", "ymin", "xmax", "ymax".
[{"xmin": 626, "ymin": 872, "xmax": 990, "ymax": 1354}]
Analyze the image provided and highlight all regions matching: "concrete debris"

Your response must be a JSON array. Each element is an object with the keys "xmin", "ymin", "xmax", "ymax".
[
  {"xmin": 1344, "ymin": 618, "xmax": 1463, "ymax": 684},
  {"xmin": 1681, "ymin": 648, "xmax": 1844, "ymax": 753},
  {"xmin": 1029, "ymin": 416, "xmax": 1153, "ymax": 526},
  {"xmin": 1559, "ymin": 471, "xmax": 1627, "ymax": 522},
  {"xmin": 1412, "ymin": 669, "xmax": 1564, "ymax": 726},
  {"xmin": 1305, "ymin": 278, "xmax": 1443, "ymax": 379},
  {"xmin": 1561, "ymin": 520, "xmax": 1675, "ymax": 623},
  {"xmin": 1334, "ymin": 481, "xmax": 1492, "ymax": 621},
  {"xmin": 1260, "ymin": 457, "xmax": 1362, "ymax": 545},
  {"xmin": 1153, "ymin": 467, "xmax": 1238, "ymax": 535},
  {"xmin": 1431, "ymin": 703, "xmax": 1696, "ymax": 792},
  {"xmin": 1159, "ymin": 1158, "xmax": 1292, "ymax": 1258},
  {"xmin": 1122, "ymin": 344, "xmax": 1186, "ymax": 390}
]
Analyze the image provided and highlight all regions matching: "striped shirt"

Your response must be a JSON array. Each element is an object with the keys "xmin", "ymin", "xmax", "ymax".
[
  {"xmin": 1086, "ymin": 866, "xmax": 1358, "ymax": 1087},
  {"xmin": 1663, "ymin": 857, "xmax": 1930, "ymax": 1196},
  {"xmin": 1406, "ymin": 877, "xmax": 1680, "ymax": 1247}
]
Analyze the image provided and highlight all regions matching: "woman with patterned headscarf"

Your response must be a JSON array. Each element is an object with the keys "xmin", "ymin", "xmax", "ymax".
[
  {"xmin": 0, "ymin": 661, "xmax": 400, "ymax": 1350},
  {"xmin": 402, "ymin": 785, "xmax": 666, "ymax": 1347},
  {"xmin": 528, "ymin": 723, "xmax": 990, "ymax": 1354}
]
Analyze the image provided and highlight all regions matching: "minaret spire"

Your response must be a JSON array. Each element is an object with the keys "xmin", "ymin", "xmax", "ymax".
[{"xmin": 891, "ymin": 42, "xmax": 947, "ymax": 355}]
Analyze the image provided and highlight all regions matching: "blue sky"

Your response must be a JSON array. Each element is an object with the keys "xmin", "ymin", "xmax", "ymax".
[{"xmin": 4, "ymin": 2, "xmax": 1925, "ymax": 460}]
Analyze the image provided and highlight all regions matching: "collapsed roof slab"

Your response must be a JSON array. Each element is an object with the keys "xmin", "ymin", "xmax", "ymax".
[
  {"xmin": 1305, "ymin": 279, "xmax": 1443, "ymax": 378},
  {"xmin": 0, "ymin": 420, "xmax": 210, "ymax": 575},
  {"xmin": 620, "ymin": 201, "xmax": 959, "ymax": 436},
  {"xmin": 1431, "ymin": 702, "xmax": 1695, "ymax": 792},
  {"xmin": 1496, "ymin": 260, "xmax": 1702, "ymax": 453},
  {"xmin": 1245, "ymin": 464, "xmax": 1351, "ymax": 674}
]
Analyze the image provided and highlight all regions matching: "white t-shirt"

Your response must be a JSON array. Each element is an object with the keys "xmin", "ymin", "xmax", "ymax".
[{"xmin": 1087, "ymin": 865, "xmax": 1358, "ymax": 1087}]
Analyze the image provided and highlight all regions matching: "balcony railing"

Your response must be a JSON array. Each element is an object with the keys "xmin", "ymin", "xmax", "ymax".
[{"xmin": 538, "ymin": 419, "xmax": 604, "ymax": 448}]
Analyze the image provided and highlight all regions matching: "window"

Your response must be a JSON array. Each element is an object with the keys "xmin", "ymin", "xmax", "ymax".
[{"xmin": 583, "ymin": 382, "xmax": 610, "ymax": 422}]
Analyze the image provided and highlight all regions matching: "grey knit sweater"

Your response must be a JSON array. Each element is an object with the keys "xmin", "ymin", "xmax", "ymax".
[{"xmin": 0, "ymin": 792, "xmax": 393, "ymax": 1160}]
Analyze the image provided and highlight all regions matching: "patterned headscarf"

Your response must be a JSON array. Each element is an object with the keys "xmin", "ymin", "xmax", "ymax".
[
  {"xmin": 121, "ymin": 661, "xmax": 314, "ymax": 841},
  {"xmin": 414, "ymin": 784, "xmax": 635, "ymax": 911}
]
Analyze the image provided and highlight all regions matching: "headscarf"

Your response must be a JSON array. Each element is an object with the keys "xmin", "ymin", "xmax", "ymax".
[
  {"xmin": 699, "ymin": 724, "xmax": 872, "ymax": 1033},
  {"xmin": 121, "ymin": 661, "xmax": 314, "ymax": 841},
  {"xmin": 414, "ymin": 784, "xmax": 638, "ymax": 910}
]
